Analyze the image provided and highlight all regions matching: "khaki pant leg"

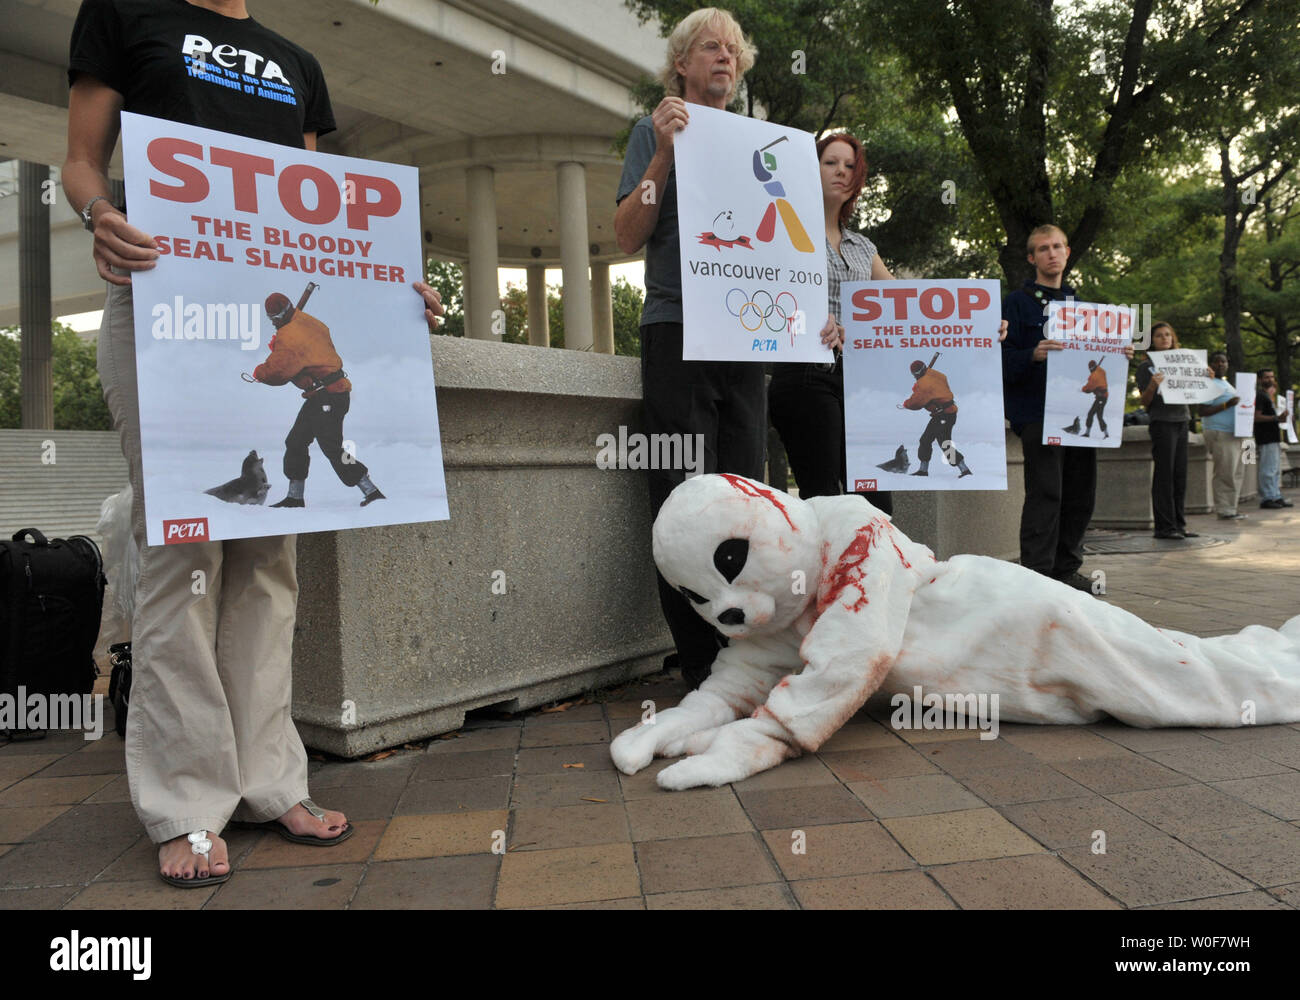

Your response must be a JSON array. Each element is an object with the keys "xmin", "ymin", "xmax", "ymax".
[
  {"xmin": 1205, "ymin": 429, "xmax": 1244, "ymax": 515},
  {"xmin": 218, "ymin": 534, "xmax": 309, "ymax": 822},
  {"xmin": 98, "ymin": 282, "xmax": 242, "ymax": 843}
]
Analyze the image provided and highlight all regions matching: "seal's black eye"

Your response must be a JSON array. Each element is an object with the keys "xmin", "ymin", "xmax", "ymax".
[
  {"xmin": 679, "ymin": 586, "xmax": 708, "ymax": 606},
  {"xmin": 713, "ymin": 538, "xmax": 748, "ymax": 583}
]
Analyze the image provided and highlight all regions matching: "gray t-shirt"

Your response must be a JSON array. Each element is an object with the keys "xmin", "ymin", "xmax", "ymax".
[{"xmin": 616, "ymin": 116, "xmax": 681, "ymax": 326}]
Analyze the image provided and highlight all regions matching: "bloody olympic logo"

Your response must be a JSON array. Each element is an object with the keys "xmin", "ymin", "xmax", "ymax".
[{"xmin": 725, "ymin": 288, "xmax": 799, "ymax": 334}]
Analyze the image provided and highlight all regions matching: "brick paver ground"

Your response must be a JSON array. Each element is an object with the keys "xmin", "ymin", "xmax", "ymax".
[{"xmin": 3, "ymin": 496, "xmax": 1299, "ymax": 909}]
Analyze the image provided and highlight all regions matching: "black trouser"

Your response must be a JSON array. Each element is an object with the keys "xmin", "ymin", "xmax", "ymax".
[
  {"xmin": 768, "ymin": 361, "xmax": 893, "ymax": 513},
  {"xmin": 918, "ymin": 410, "xmax": 962, "ymax": 466},
  {"xmin": 283, "ymin": 390, "xmax": 368, "ymax": 487},
  {"xmin": 1018, "ymin": 422, "xmax": 1096, "ymax": 578},
  {"xmin": 1149, "ymin": 419, "xmax": 1188, "ymax": 534},
  {"xmin": 642, "ymin": 323, "xmax": 768, "ymax": 675},
  {"xmin": 1085, "ymin": 394, "xmax": 1108, "ymax": 433}
]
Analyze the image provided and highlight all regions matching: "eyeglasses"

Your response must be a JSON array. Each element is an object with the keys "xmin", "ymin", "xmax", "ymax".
[{"xmin": 697, "ymin": 38, "xmax": 741, "ymax": 58}]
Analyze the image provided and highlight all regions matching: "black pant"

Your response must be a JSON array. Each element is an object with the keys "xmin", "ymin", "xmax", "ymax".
[
  {"xmin": 918, "ymin": 410, "xmax": 962, "ymax": 466},
  {"xmin": 768, "ymin": 361, "xmax": 893, "ymax": 513},
  {"xmin": 1149, "ymin": 419, "xmax": 1188, "ymax": 533},
  {"xmin": 1018, "ymin": 422, "xmax": 1096, "ymax": 578},
  {"xmin": 642, "ymin": 323, "xmax": 768, "ymax": 674},
  {"xmin": 1085, "ymin": 394, "xmax": 1108, "ymax": 434},
  {"xmin": 283, "ymin": 391, "xmax": 368, "ymax": 487}
]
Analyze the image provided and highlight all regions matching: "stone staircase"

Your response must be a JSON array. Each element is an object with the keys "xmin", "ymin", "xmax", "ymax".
[{"xmin": 0, "ymin": 429, "xmax": 128, "ymax": 548}]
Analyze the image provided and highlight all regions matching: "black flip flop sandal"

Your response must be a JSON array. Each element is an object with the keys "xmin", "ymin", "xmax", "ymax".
[{"xmin": 251, "ymin": 798, "xmax": 354, "ymax": 846}]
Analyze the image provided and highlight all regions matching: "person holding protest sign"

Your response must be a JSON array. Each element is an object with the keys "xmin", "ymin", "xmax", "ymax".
[
  {"xmin": 62, "ymin": 0, "xmax": 442, "ymax": 889},
  {"xmin": 1002, "ymin": 225, "xmax": 1133, "ymax": 588},
  {"xmin": 1199, "ymin": 351, "xmax": 1245, "ymax": 520},
  {"xmin": 769, "ymin": 132, "xmax": 896, "ymax": 511},
  {"xmin": 1254, "ymin": 368, "xmax": 1293, "ymax": 509},
  {"xmin": 614, "ymin": 8, "xmax": 838, "ymax": 688},
  {"xmin": 1135, "ymin": 322, "xmax": 1196, "ymax": 539}
]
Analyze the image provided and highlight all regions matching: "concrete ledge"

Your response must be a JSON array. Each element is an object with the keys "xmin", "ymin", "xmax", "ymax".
[
  {"xmin": 292, "ymin": 336, "xmax": 669, "ymax": 757},
  {"xmin": 1094, "ymin": 423, "xmax": 1266, "ymax": 529}
]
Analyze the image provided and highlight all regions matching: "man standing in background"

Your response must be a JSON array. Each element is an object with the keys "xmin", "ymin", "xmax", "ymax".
[
  {"xmin": 1199, "ymin": 351, "xmax": 1244, "ymax": 520},
  {"xmin": 1255, "ymin": 368, "xmax": 1293, "ymax": 509}
]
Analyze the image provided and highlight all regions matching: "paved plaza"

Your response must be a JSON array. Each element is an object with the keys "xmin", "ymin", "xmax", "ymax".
[{"xmin": 2, "ymin": 495, "xmax": 1299, "ymax": 910}]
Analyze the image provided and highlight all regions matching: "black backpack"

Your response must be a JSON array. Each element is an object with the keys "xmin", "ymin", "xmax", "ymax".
[{"xmin": 0, "ymin": 529, "xmax": 106, "ymax": 738}]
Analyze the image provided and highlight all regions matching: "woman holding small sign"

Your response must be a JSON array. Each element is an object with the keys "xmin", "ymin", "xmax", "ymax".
[
  {"xmin": 1135, "ymin": 322, "xmax": 1197, "ymax": 539},
  {"xmin": 769, "ymin": 132, "xmax": 896, "ymax": 512}
]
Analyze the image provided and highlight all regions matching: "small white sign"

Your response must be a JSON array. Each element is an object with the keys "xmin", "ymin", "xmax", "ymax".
[
  {"xmin": 1235, "ymin": 373, "xmax": 1257, "ymax": 438},
  {"xmin": 1148, "ymin": 349, "xmax": 1216, "ymax": 404}
]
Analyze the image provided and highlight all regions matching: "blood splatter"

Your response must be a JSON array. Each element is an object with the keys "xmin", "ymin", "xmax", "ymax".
[
  {"xmin": 719, "ymin": 473, "xmax": 797, "ymax": 531},
  {"xmin": 697, "ymin": 232, "xmax": 754, "ymax": 250}
]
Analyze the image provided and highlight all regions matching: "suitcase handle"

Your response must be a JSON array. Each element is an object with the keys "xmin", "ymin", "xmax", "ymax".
[{"xmin": 12, "ymin": 528, "xmax": 49, "ymax": 546}]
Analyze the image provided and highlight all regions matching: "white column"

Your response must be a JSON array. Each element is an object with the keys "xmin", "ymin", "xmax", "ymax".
[
  {"xmin": 526, "ymin": 265, "xmax": 550, "ymax": 347},
  {"xmin": 460, "ymin": 262, "xmax": 471, "ymax": 337},
  {"xmin": 465, "ymin": 165, "xmax": 500, "ymax": 340},
  {"xmin": 591, "ymin": 261, "xmax": 614, "ymax": 355},
  {"xmin": 556, "ymin": 161, "xmax": 593, "ymax": 351}
]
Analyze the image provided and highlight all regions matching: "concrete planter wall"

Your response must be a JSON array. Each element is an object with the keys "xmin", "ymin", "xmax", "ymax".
[
  {"xmin": 291, "ymin": 336, "xmax": 671, "ymax": 757},
  {"xmin": 1093, "ymin": 423, "xmax": 1264, "ymax": 529},
  {"xmin": 890, "ymin": 427, "xmax": 1025, "ymax": 562}
]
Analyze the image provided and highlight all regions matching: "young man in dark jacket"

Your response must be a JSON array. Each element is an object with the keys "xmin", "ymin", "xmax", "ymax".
[{"xmin": 1002, "ymin": 225, "xmax": 1114, "ymax": 591}]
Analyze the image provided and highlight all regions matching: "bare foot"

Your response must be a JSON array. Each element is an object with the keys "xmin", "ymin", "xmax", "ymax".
[
  {"xmin": 276, "ymin": 802, "xmax": 349, "ymax": 841},
  {"xmin": 159, "ymin": 832, "xmax": 229, "ymax": 882}
]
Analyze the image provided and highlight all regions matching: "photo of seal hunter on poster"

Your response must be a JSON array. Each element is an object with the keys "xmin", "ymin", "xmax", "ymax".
[
  {"xmin": 121, "ymin": 111, "xmax": 449, "ymax": 546},
  {"xmin": 1041, "ymin": 300, "xmax": 1134, "ymax": 449},
  {"xmin": 842, "ymin": 279, "xmax": 1007, "ymax": 492}
]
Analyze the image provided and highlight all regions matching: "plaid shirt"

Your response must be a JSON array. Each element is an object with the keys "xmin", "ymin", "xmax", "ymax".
[{"xmin": 827, "ymin": 228, "xmax": 878, "ymax": 321}]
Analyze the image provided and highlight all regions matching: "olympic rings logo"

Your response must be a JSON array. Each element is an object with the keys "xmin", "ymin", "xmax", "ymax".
[{"xmin": 725, "ymin": 288, "xmax": 800, "ymax": 334}]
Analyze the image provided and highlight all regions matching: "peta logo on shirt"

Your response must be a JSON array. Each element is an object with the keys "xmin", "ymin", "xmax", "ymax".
[{"xmin": 182, "ymin": 33, "xmax": 290, "ymax": 85}]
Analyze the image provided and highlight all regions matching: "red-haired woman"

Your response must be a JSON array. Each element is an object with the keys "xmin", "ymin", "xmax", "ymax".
[{"xmin": 769, "ymin": 132, "xmax": 894, "ymax": 511}]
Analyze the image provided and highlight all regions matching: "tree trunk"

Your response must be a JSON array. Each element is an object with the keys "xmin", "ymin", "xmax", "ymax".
[{"xmin": 1219, "ymin": 141, "xmax": 1247, "ymax": 373}]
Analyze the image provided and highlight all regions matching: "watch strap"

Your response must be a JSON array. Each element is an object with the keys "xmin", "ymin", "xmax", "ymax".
[{"xmin": 81, "ymin": 195, "xmax": 113, "ymax": 230}]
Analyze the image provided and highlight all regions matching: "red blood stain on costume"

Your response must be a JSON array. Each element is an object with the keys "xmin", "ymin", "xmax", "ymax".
[
  {"xmin": 816, "ymin": 520, "xmax": 916, "ymax": 617},
  {"xmin": 720, "ymin": 474, "xmax": 797, "ymax": 531}
]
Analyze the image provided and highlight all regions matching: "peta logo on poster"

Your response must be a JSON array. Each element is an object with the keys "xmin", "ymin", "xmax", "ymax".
[
  {"xmin": 853, "ymin": 479, "xmax": 877, "ymax": 492},
  {"xmin": 1047, "ymin": 436, "xmax": 1062, "ymax": 445},
  {"xmin": 182, "ymin": 33, "xmax": 290, "ymax": 84},
  {"xmin": 163, "ymin": 517, "xmax": 210, "ymax": 544}
]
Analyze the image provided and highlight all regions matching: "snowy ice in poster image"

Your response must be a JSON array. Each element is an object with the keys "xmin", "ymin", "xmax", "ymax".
[
  {"xmin": 674, "ymin": 105, "xmax": 830, "ymax": 362},
  {"xmin": 120, "ymin": 112, "xmax": 449, "ymax": 546},
  {"xmin": 1041, "ymin": 301, "xmax": 1134, "ymax": 449},
  {"xmin": 841, "ymin": 280, "xmax": 1006, "ymax": 492}
]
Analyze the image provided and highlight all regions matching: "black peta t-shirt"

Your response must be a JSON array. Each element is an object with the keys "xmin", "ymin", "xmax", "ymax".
[{"xmin": 68, "ymin": 0, "xmax": 334, "ymax": 150}]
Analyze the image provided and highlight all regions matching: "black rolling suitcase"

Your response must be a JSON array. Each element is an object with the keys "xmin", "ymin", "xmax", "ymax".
[{"xmin": 0, "ymin": 529, "xmax": 106, "ymax": 739}]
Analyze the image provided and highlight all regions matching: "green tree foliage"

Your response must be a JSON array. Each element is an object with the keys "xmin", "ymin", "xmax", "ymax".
[
  {"xmin": 425, "ymin": 258, "xmax": 465, "ymax": 337},
  {"xmin": 499, "ymin": 276, "xmax": 645, "ymax": 356},
  {"xmin": 867, "ymin": 0, "xmax": 1300, "ymax": 288},
  {"xmin": 622, "ymin": 0, "xmax": 881, "ymax": 136},
  {"xmin": 0, "ymin": 322, "xmax": 112, "ymax": 430}
]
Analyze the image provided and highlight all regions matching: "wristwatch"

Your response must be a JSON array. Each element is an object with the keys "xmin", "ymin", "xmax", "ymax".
[{"xmin": 80, "ymin": 195, "xmax": 115, "ymax": 231}]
